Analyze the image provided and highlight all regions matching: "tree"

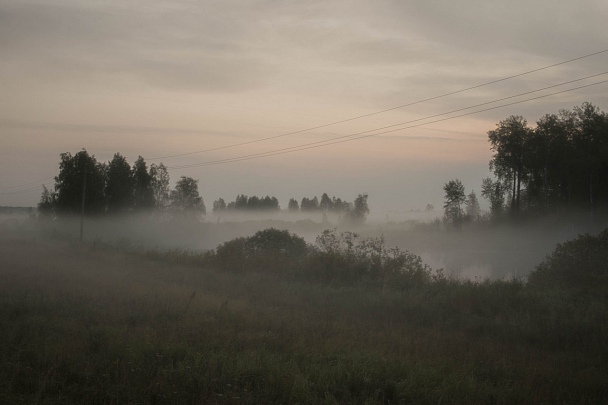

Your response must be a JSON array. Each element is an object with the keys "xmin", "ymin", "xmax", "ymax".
[
  {"xmin": 346, "ymin": 193, "xmax": 370, "ymax": 225},
  {"xmin": 320, "ymin": 193, "xmax": 334, "ymax": 212},
  {"xmin": 287, "ymin": 198, "xmax": 299, "ymax": 212},
  {"xmin": 106, "ymin": 153, "xmax": 133, "ymax": 213},
  {"xmin": 332, "ymin": 197, "xmax": 350, "ymax": 213},
  {"xmin": 443, "ymin": 179, "xmax": 465, "ymax": 227},
  {"xmin": 261, "ymin": 196, "xmax": 280, "ymax": 211},
  {"xmin": 465, "ymin": 190, "xmax": 480, "ymax": 220},
  {"xmin": 171, "ymin": 176, "xmax": 205, "ymax": 215},
  {"xmin": 301, "ymin": 196, "xmax": 319, "ymax": 212},
  {"xmin": 149, "ymin": 163, "xmax": 170, "ymax": 210},
  {"xmin": 37, "ymin": 185, "xmax": 56, "ymax": 217},
  {"xmin": 132, "ymin": 156, "xmax": 154, "ymax": 210},
  {"xmin": 570, "ymin": 102, "xmax": 608, "ymax": 214},
  {"xmin": 488, "ymin": 116, "xmax": 532, "ymax": 217},
  {"xmin": 54, "ymin": 150, "xmax": 106, "ymax": 216},
  {"xmin": 481, "ymin": 177, "xmax": 507, "ymax": 220},
  {"xmin": 213, "ymin": 198, "xmax": 226, "ymax": 212}
]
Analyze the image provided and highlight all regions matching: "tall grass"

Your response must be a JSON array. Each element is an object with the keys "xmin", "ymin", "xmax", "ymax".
[{"xmin": 1, "ymin": 233, "xmax": 607, "ymax": 404}]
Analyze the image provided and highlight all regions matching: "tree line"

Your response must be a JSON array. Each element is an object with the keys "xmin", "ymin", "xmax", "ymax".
[
  {"xmin": 213, "ymin": 193, "xmax": 370, "ymax": 224},
  {"xmin": 38, "ymin": 150, "xmax": 371, "ymax": 224},
  {"xmin": 38, "ymin": 150, "xmax": 205, "ymax": 217},
  {"xmin": 443, "ymin": 102, "xmax": 608, "ymax": 226}
]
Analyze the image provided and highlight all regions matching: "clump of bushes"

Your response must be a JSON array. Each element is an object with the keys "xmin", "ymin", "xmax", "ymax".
[
  {"xmin": 307, "ymin": 229, "xmax": 436, "ymax": 288},
  {"xmin": 213, "ymin": 228, "xmax": 308, "ymax": 274},
  {"xmin": 528, "ymin": 228, "xmax": 608, "ymax": 289},
  {"xmin": 209, "ymin": 228, "xmax": 439, "ymax": 289}
]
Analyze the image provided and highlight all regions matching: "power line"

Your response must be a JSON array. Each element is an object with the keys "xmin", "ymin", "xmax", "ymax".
[
  {"xmin": 167, "ymin": 78, "xmax": 608, "ymax": 169},
  {"xmin": 150, "ymin": 49, "xmax": 608, "ymax": 160},
  {"xmin": 0, "ymin": 176, "xmax": 55, "ymax": 191},
  {"xmin": 0, "ymin": 184, "xmax": 47, "ymax": 195}
]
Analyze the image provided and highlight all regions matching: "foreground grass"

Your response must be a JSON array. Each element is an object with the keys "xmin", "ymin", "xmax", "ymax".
[{"xmin": 1, "ymin": 237, "xmax": 607, "ymax": 404}]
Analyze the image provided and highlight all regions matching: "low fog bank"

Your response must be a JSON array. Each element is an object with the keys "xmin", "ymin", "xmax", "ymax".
[
  {"xmin": 373, "ymin": 213, "xmax": 608, "ymax": 279},
  {"xmin": 3, "ymin": 209, "xmax": 606, "ymax": 280}
]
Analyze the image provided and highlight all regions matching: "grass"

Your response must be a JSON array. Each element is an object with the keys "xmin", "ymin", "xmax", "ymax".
[{"xmin": 1, "ymin": 236, "xmax": 607, "ymax": 404}]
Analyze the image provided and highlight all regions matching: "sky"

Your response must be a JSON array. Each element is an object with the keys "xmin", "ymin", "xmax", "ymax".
[{"xmin": 1, "ymin": 0, "xmax": 607, "ymax": 218}]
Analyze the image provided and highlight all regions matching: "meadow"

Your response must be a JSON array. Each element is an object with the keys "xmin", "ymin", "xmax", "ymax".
[{"xmin": 1, "ymin": 221, "xmax": 607, "ymax": 404}]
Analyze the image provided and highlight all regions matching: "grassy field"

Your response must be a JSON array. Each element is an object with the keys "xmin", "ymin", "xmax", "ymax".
[{"xmin": 1, "ymin": 235, "xmax": 607, "ymax": 404}]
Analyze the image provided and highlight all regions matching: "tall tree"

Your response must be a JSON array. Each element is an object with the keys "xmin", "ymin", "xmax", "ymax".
[
  {"xmin": 465, "ymin": 190, "xmax": 481, "ymax": 220},
  {"xmin": 213, "ymin": 198, "xmax": 226, "ymax": 212},
  {"xmin": 320, "ymin": 193, "xmax": 334, "ymax": 212},
  {"xmin": 488, "ymin": 116, "xmax": 532, "ymax": 217},
  {"xmin": 287, "ymin": 198, "xmax": 299, "ymax": 212},
  {"xmin": 529, "ymin": 112, "xmax": 574, "ymax": 211},
  {"xmin": 481, "ymin": 177, "xmax": 507, "ymax": 220},
  {"xmin": 37, "ymin": 185, "xmax": 56, "ymax": 217},
  {"xmin": 571, "ymin": 102, "xmax": 608, "ymax": 214},
  {"xmin": 347, "ymin": 193, "xmax": 370, "ymax": 225},
  {"xmin": 171, "ymin": 176, "xmax": 206, "ymax": 215},
  {"xmin": 132, "ymin": 156, "xmax": 155, "ymax": 211},
  {"xmin": 301, "ymin": 196, "xmax": 319, "ymax": 211},
  {"xmin": 443, "ymin": 179, "xmax": 466, "ymax": 228},
  {"xmin": 149, "ymin": 163, "xmax": 170, "ymax": 211},
  {"xmin": 106, "ymin": 153, "xmax": 133, "ymax": 213},
  {"xmin": 54, "ymin": 150, "xmax": 106, "ymax": 216}
]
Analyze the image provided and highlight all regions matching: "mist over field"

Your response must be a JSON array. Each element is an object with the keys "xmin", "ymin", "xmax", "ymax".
[
  {"xmin": 4, "ymin": 208, "xmax": 606, "ymax": 281},
  {"xmin": 2, "ymin": 0, "xmax": 608, "ymax": 402}
]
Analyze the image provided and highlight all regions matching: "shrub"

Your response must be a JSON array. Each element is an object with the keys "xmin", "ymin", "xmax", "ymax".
[
  {"xmin": 528, "ymin": 228, "xmax": 608, "ymax": 289},
  {"xmin": 213, "ymin": 228, "xmax": 309, "ymax": 274},
  {"xmin": 307, "ymin": 229, "xmax": 433, "ymax": 288}
]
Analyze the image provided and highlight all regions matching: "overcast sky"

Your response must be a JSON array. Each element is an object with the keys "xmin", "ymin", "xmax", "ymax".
[{"xmin": 1, "ymin": 0, "xmax": 607, "ymax": 217}]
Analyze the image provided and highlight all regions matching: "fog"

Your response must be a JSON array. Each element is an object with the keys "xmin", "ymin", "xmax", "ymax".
[{"xmin": 7, "ymin": 209, "xmax": 605, "ymax": 280}]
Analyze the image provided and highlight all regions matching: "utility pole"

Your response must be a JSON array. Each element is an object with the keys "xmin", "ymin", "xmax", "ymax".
[{"xmin": 80, "ymin": 165, "xmax": 87, "ymax": 242}]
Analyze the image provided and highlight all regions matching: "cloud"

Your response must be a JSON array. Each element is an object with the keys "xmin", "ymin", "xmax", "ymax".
[{"xmin": 0, "ymin": 1, "xmax": 277, "ymax": 92}]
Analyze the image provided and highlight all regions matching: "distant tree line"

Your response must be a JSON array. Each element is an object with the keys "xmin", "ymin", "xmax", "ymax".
[
  {"xmin": 38, "ymin": 150, "xmax": 205, "ymax": 217},
  {"xmin": 442, "ymin": 102, "xmax": 607, "ymax": 227},
  {"xmin": 211, "ymin": 193, "xmax": 370, "ymax": 223},
  {"xmin": 38, "ymin": 150, "xmax": 371, "ymax": 224},
  {"xmin": 212, "ymin": 195, "xmax": 280, "ymax": 212}
]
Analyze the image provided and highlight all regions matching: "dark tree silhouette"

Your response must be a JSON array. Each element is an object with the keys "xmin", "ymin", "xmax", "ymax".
[
  {"xmin": 443, "ymin": 179, "xmax": 465, "ymax": 228},
  {"xmin": 171, "ymin": 176, "xmax": 205, "ymax": 215},
  {"xmin": 106, "ymin": 153, "xmax": 133, "ymax": 213},
  {"xmin": 346, "ymin": 193, "xmax": 369, "ymax": 225},
  {"xmin": 37, "ymin": 185, "xmax": 56, "ymax": 217},
  {"xmin": 132, "ymin": 156, "xmax": 154, "ymax": 210},
  {"xmin": 288, "ymin": 198, "xmax": 299, "ymax": 212},
  {"xmin": 53, "ymin": 150, "xmax": 106, "ymax": 216},
  {"xmin": 149, "ymin": 162, "xmax": 170, "ymax": 211},
  {"xmin": 320, "ymin": 193, "xmax": 334, "ymax": 212},
  {"xmin": 488, "ymin": 116, "xmax": 532, "ymax": 217},
  {"xmin": 301, "ymin": 196, "xmax": 319, "ymax": 212},
  {"xmin": 213, "ymin": 198, "xmax": 226, "ymax": 212}
]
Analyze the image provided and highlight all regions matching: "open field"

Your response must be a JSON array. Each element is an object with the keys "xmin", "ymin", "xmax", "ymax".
[{"xmin": 1, "ymin": 235, "xmax": 607, "ymax": 404}]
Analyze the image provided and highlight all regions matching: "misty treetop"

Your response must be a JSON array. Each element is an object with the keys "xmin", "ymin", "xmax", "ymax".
[{"xmin": 38, "ymin": 150, "xmax": 205, "ymax": 218}]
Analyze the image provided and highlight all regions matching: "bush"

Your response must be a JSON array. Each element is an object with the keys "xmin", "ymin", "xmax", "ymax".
[
  {"xmin": 528, "ymin": 228, "xmax": 608, "ymax": 289},
  {"xmin": 306, "ymin": 229, "xmax": 434, "ymax": 288},
  {"xmin": 209, "ymin": 228, "xmax": 437, "ymax": 290},
  {"xmin": 213, "ymin": 228, "xmax": 309, "ymax": 274}
]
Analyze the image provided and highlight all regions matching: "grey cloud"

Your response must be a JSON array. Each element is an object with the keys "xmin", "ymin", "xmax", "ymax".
[
  {"xmin": 380, "ymin": 0, "xmax": 608, "ymax": 57},
  {"xmin": 0, "ymin": 1, "xmax": 277, "ymax": 92}
]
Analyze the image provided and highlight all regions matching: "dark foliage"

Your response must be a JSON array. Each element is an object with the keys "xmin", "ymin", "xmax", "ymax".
[
  {"xmin": 528, "ymin": 228, "xmax": 608, "ymax": 290},
  {"xmin": 210, "ymin": 228, "xmax": 435, "ymax": 289},
  {"xmin": 213, "ymin": 228, "xmax": 308, "ymax": 273}
]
